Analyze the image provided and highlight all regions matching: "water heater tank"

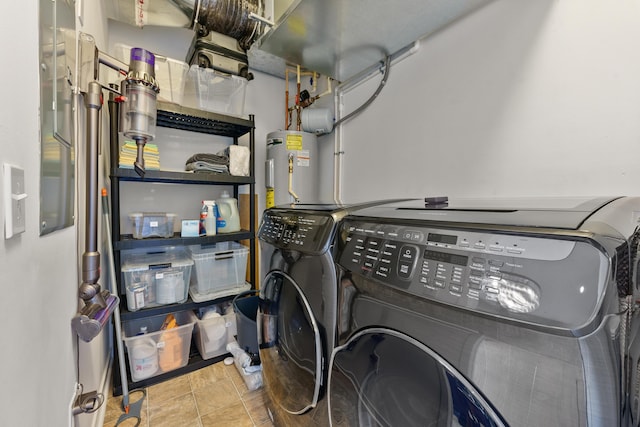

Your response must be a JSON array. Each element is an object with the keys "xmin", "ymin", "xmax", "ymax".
[{"xmin": 265, "ymin": 130, "xmax": 318, "ymax": 208}]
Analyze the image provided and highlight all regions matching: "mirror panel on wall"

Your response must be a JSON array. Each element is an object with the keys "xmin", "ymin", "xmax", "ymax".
[{"xmin": 39, "ymin": 0, "xmax": 76, "ymax": 235}]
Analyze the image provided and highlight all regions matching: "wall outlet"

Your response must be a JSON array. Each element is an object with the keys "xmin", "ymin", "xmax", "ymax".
[{"xmin": 3, "ymin": 163, "xmax": 27, "ymax": 239}]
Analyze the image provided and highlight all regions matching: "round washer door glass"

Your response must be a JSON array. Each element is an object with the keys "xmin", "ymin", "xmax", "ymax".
[
  {"xmin": 258, "ymin": 271, "xmax": 322, "ymax": 415},
  {"xmin": 328, "ymin": 328, "xmax": 507, "ymax": 427}
]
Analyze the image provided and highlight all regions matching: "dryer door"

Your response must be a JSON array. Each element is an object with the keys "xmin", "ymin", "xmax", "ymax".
[
  {"xmin": 328, "ymin": 328, "xmax": 507, "ymax": 427},
  {"xmin": 258, "ymin": 271, "xmax": 323, "ymax": 415}
]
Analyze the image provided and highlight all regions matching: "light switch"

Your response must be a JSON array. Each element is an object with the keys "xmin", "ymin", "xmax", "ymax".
[{"xmin": 4, "ymin": 163, "xmax": 26, "ymax": 239}]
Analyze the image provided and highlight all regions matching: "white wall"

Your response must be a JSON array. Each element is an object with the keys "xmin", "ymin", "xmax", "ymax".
[
  {"xmin": 337, "ymin": 0, "xmax": 640, "ymax": 202},
  {"xmin": 0, "ymin": 1, "xmax": 78, "ymax": 426}
]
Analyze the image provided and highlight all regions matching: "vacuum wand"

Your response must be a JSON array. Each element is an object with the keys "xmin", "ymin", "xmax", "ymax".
[
  {"xmin": 72, "ymin": 81, "xmax": 119, "ymax": 342},
  {"xmin": 72, "ymin": 47, "xmax": 159, "ymax": 342}
]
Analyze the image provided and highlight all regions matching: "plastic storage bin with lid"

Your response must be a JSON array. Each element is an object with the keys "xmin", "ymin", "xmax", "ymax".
[
  {"xmin": 189, "ymin": 303, "xmax": 237, "ymax": 360},
  {"xmin": 122, "ymin": 247, "xmax": 193, "ymax": 311},
  {"xmin": 129, "ymin": 212, "xmax": 177, "ymax": 239},
  {"xmin": 122, "ymin": 311, "xmax": 195, "ymax": 382},
  {"xmin": 183, "ymin": 65, "xmax": 247, "ymax": 116},
  {"xmin": 187, "ymin": 241, "xmax": 250, "ymax": 302}
]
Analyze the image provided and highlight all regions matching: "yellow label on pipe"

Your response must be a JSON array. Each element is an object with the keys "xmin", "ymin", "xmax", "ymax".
[
  {"xmin": 286, "ymin": 134, "xmax": 303, "ymax": 151},
  {"xmin": 266, "ymin": 188, "xmax": 275, "ymax": 208}
]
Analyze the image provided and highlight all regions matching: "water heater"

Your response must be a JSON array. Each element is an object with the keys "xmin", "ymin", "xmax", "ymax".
[{"xmin": 265, "ymin": 130, "xmax": 318, "ymax": 208}]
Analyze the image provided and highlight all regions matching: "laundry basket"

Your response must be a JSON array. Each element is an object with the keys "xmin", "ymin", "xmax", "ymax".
[{"xmin": 232, "ymin": 290, "xmax": 259, "ymax": 356}]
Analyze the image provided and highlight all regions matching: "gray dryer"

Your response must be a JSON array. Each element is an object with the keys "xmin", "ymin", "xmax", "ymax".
[{"xmin": 329, "ymin": 197, "xmax": 640, "ymax": 426}]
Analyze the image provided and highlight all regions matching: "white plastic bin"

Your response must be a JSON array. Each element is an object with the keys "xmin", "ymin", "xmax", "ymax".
[
  {"xmin": 188, "ymin": 242, "xmax": 249, "ymax": 294},
  {"xmin": 183, "ymin": 65, "xmax": 247, "ymax": 116},
  {"xmin": 122, "ymin": 248, "xmax": 193, "ymax": 311},
  {"xmin": 122, "ymin": 311, "xmax": 195, "ymax": 382},
  {"xmin": 189, "ymin": 303, "xmax": 237, "ymax": 360}
]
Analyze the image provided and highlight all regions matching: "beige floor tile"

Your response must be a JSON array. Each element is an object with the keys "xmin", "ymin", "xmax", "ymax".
[
  {"xmin": 243, "ymin": 389, "xmax": 272, "ymax": 426},
  {"xmin": 103, "ymin": 359, "xmax": 277, "ymax": 426},
  {"xmin": 200, "ymin": 401, "xmax": 254, "ymax": 427},
  {"xmin": 189, "ymin": 362, "xmax": 229, "ymax": 391},
  {"xmin": 148, "ymin": 392, "xmax": 200, "ymax": 427},
  {"xmin": 226, "ymin": 363, "xmax": 250, "ymax": 396},
  {"xmin": 147, "ymin": 374, "xmax": 191, "ymax": 406},
  {"xmin": 193, "ymin": 379, "xmax": 242, "ymax": 417},
  {"xmin": 103, "ymin": 390, "xmax": 148, "ymax": 427}
]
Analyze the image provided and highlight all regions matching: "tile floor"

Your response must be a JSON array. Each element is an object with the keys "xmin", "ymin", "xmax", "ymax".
[{"xmin": 103, "ymin": 360, "xmax": 274, "ymax": 427}]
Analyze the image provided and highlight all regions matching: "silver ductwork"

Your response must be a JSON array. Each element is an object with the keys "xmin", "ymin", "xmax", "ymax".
[{"xmin": 107, "ymin": 0, "xmax": 264, "ymax": 50}]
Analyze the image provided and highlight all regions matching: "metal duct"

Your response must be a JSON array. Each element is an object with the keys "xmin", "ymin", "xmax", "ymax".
[
  {"xmin": 193, "ymin": 0, "xmax": 262, "ymax": 49},
  {"xmin": 107, "ymin": 0, "xmax": 263, "ymax": 49}
]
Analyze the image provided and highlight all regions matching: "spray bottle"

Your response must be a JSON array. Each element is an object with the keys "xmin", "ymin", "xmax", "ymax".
[
  {"xmin": 204, "ymin": 200, "xmax": 218, "ymax": 236},
  {"xmin": 199, "ymin": 201, "xmax": 208, "ymax": 236}
]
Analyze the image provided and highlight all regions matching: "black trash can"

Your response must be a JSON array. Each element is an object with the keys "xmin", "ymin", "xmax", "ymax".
[{"xmin": 233, "ymin": 290, "xmax": 259, "ymax": 356}]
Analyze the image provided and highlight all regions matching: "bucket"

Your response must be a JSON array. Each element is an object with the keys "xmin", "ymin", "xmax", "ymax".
[{"xmin": 233, "ymin": 290, "xmax": 259, "ymax": 356}]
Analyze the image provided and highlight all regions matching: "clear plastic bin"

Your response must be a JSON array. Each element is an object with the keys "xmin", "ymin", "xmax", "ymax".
[
  {"xmin": 188, "ymin": 242, "xmax": 249, "ymax": 295},
  {"xmin": 122, "ymin": 311, "xmax": 195, "ymax": 382},
  {"xmin": 189, "ymin": 303, "xmax": 237, "ymax": 360},
  {"xmin": 183, "ymin": 65, "xmax": 247, "ymax": 116},
  {"xmin": 112, "ymin": 43, "xmax": 189, "ymax": 105},
  {"xmin": 129, "ymin": 212, "xmax": 177, "ymax": 239},
  {"xmin": 122, "ymin": 248, "xmax": 193, "ymax": 311}
]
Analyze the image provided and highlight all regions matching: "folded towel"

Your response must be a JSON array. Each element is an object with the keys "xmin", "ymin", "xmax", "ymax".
[
  {"xmin": 185, "ymin": 152, "xmax": 229, "ymax": 174},
  {"xmin": 217, "ymin": 145, "xmax": 250, "ymax": 176},
  {"xmin": 185, "ymin": 161, "xmax": 228, "ymax": 173}
]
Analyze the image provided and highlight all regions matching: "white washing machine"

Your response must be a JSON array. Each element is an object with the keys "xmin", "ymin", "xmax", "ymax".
[{"xmin": 329, "ymin": 197, "xmax": 640, "ymax": 426}]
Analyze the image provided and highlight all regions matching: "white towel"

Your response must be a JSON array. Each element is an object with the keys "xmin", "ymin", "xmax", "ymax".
[{"xmin": 220, "ymin": 145, "xmax": 250, "ymax": 177}]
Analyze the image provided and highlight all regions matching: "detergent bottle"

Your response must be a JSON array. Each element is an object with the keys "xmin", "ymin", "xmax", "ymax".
[{"xmin": 216, "ymin": 191, "xmax": 240, "ymax": 233}]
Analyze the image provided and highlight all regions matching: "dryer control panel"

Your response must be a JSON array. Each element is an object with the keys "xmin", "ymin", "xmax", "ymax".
[
  {"xmin": 259, "ymin": 210, "xmax": 335, "ymax": 254},
  {"xmin": 337, "ymin": 220, "xmax": 608, "ymax": 330}
]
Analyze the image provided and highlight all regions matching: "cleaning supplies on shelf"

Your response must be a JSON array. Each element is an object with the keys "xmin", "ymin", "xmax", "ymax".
[
  {"xmin": 130, "ymin": 330, "xmax": 158, "ymax": 381},
  {"xmin": 158, "ymin": 314, "xmax": 184, "ymax": 371},
  {"xmin": 216, "ymin": 191, "xmax": 240, "ymax": 233},
  {"xmin": 204, "ymin": 200, "xmax": 218, "ymax": 236},
  {"xmin": 199, "ymin": 201, "xmax": 208, "ymax": 236}
]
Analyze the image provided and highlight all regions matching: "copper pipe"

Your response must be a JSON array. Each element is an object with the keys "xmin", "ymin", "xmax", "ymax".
[
  {"xmin": 285, "ymin": 68, "xmax": 290, "ymax": 129},
  {"xmin": 296, "ymin": 65, "xmax": 301, "ymax": 131}
]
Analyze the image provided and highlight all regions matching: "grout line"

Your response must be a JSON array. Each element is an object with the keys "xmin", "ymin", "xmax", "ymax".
[
  {"xmin": 225, "ymin": 364, "xmax": 259, "ymax": 426},
  {"xmin": 187, "ymin": 372, "xmax": 205, "ymax": 426}
]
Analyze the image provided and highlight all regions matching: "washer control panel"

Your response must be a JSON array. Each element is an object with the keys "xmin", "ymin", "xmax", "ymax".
[
  {"xmin": 337, "ymin": 220, "xmax": 607, "ymax": 329},
  {"xmin": 259, "ymin": 211, "xmax": 335, "ymax": 254}
]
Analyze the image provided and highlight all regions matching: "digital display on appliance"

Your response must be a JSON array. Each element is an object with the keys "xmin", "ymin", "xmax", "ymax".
[
  {"xmin": 427, "ymin": 233, "xmax": 458, "ymax": 245},
  {"xmin": 424, "ymin": 249, "xmax": 468, "ymax": 266}
]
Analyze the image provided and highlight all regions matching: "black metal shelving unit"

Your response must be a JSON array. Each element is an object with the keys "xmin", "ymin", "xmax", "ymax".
[{"xmin": 109, "ymin": 99, "xmax": 256, "ymax": 396}]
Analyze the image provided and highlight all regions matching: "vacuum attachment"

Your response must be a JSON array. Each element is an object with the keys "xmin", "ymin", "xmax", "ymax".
[{"xmin": 72, "ymin": 292, "xmax": 119, "ymax": 342}]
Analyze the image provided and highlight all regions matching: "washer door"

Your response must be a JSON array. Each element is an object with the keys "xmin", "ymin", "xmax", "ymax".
[
  {"xmin": 258, "ymin": 271, "xmax": 323, "ymax": 415},
  {"xmin": 328, "ymin": 328, "xmax": 507, "ymax": 427}
]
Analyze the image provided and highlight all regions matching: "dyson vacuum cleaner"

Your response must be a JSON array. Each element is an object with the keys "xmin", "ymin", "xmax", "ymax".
[
  {"xmin": 71, "ymin": 39, "xmax": 159, "ymax": 423},
  {"xmin": 72, "ymin": 43, "xmax": 158, "ymax": 339}
]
